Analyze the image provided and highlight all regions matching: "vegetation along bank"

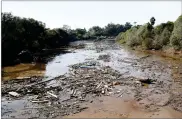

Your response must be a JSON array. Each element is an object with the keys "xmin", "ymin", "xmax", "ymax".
[{"xmin": 116, "ymin": 15, "xmax": 182, "ymax": 59}]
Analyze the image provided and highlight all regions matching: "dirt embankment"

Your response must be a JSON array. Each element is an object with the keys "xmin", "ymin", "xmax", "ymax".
[{"xmin": 131, "ymin": 46, "xmax": 182, "ymax": 60}]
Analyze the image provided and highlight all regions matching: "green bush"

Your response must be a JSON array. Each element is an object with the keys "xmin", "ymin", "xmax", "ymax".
[
  {"xmin": 142, "ymin": 38, "xmax": 153, "ymax": 49},
  {"xmin": 153, "ymin": 22, "xmax": 174, "ymax": 49},
  {"xmin": 160, "ymin": 27, "xmax": 172, "ymax": 45},
  {"xmin": 126, "ymin": 27, "xmax": 140, "ymax": 46},
  {"xmin": 116, "ymin": 27, "xmax": 139, "ymax": 46},
  {"xmin": 117, "ymin": 24, "xmax": 152, "ymax": 48},
  {"xmin": 117, "ymin": 23, "xmax": 154, "ymax": 48},
  {"xmin": 170, "ymin": 15, "xmax": 182, "ymax": 49},
  {"xmin": 116, "ymin": 16, "xmax": 182, "ymax": 51}
]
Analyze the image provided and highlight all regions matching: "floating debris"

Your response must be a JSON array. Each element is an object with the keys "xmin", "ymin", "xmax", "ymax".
[{"xmin": 8, "ymin": 92, "xmax": 20, "ymax": 97}]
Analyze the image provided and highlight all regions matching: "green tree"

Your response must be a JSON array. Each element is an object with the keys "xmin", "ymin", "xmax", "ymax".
[
  {"xmin": 2, "ymin": 12, "xmax": 72, "ymax": 66},
  {"xmin": 150, "ymin": 17, "xmax": 156, "ymax": 26},
  {"xmin": 88, "ymin": 26, "xmax": 103, "ymax": 37}
]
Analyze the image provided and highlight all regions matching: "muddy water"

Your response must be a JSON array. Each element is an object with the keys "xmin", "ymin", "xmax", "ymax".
[
  {"xmin": 3, "ymin": 40, "xmax": 181, "ymax": 80},
  {"xmin": 2, "ymin": 63, "xmax": 45, "ymax": 80},
  {"xmin": 2, "ymin": 39, "xmax": 182, "ymax": 118},
  {"xmin": 2, "ymin": 42, "xmax": 99, "ymax": 80}
]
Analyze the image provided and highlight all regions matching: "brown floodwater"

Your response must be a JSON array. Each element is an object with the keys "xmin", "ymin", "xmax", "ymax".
[
  {"xmin": 2, "ymin": 41, "xmax": 101, "ymax": 80},
  {"xmin": 2, "ymin": 63, "xmax": 45, "ymax": 80},
  {"xmin": 2, "ymin": 40, "xmax": 182, "ymax": 82}
]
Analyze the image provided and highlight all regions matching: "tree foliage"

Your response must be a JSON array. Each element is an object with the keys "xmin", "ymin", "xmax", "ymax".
[
  {"xmin": 150, "ymin": 17, "xmax": 156, "ymax": 26},
  {"xmin": 2, "ymin": 13, "xmax": 71, "ymax": 66},
  {"xmin": 88, "ymin": 26, "xmax": 103, "ymax": 37},
  {"xmin": 170, "ymin": 15, "xmax": 182, "ymax": 49},
  {"xmin": 103, "ymin": 23, "xmax": 132, "ymax": 36}
]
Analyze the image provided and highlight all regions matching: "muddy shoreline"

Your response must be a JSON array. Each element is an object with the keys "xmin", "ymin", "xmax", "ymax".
[
  {"xmin": 2, "ymin": 39, "xmax": 182, "ymax": 118},
  {"xmin": 127, "ymin": 45, "xmax": 182, "ymax": 61}
]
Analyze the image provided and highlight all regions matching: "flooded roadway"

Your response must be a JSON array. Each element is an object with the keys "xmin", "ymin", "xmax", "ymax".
[{"xmin": 2, "ymin": 39, "xmax": 182, "ymax": 118}]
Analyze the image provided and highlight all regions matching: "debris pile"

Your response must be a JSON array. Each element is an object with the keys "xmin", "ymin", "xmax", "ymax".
[
  {"xmin": 1, "ymin": 62, "xmax": 127, "ymax": 118},
  {"xmin": 97, "ymin": 54, "xmax": 111, "ymax": 62},
  {"xmin": 2, "ymin": 61, "xmax": 178, "ymax": 118}
]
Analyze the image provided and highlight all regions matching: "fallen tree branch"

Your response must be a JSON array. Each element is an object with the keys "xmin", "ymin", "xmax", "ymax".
[{"xmin": 16, "ymin": 77, "xmax": 66, "ymax": 92}]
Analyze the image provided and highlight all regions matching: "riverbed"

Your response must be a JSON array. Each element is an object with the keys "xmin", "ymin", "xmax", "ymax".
[{"xmin": 2, "ymin": 39, "xmax": 182, "ymax": 118}]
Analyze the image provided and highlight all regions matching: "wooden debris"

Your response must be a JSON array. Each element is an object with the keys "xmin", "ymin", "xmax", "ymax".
[
  {"xmin": 139, "ymin": 55, "xmax": 151, "ymax": 59},
  {"xmin": 47, "ymin": 91, "xmax": 58, "ymax": 98},
  {"xmin": 96, "ymin": 82, "xmax": 103, "ymax": 89},
  {"xmin": 8, "ymin": 92, "xmax": 20, "ymax": 97},
  {"xmin": 31, "ymin": 100, "xmax": 49, "ymax": 103},
  {"xmin": 111, "ymin": 81, "xmax": 121, "ymax": 86}
]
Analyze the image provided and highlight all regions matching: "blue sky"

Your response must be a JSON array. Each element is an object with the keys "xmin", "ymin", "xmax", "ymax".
[{"xmin": 2, "ymin": 1, "xmax": 182, "ymax": 29}]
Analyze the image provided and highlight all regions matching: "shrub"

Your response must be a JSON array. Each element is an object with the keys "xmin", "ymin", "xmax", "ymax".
[
  {"xmin": 170, "ymin": 15, "xmax": 182, "ymax": 49},
  {"xmin": 117, "ymin": 15, "xmax": 182, "ymax": 51},
  {"xmin": 153, "ymin": 23, "xmax": 173, "ymax": 49},
  {"xmin": 117, "ymin": 27, "xmax": 139, "ymax": 46},
  {"xmin": 137, "ymin": 24, "xmax": 153, "ymax": 38},
  {"xmin": 116, "ymin": 23, "xmax": 154, "ymax": 48},
  {"xmin": 136, "ymin": 23, "xmax": 154, "ymax": 49},
  {"xmin": 126, "ymin": 27, "xmax": 140, "ymax": 46},
  {"xmin": 160, "ymin": 27, "xmax": 172, "ymax": 45},
  {"xmin": 142, "ymin": 38, "xmax": 153, "ymax": 50}
]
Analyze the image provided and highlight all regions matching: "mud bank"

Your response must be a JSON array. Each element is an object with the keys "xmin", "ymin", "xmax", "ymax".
[
  {"xmin": 66, "ymin": 96, "xmax": 182, "ymax": 118},
  {"xmin": 130, "ymin": 46, "xmax": 182, "ymax": 60}
]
